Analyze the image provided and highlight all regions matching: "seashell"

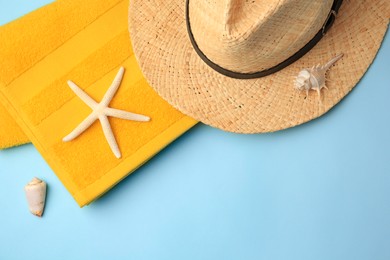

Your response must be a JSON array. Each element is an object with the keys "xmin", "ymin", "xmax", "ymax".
[
  {"xmin": 294, "ymin": 53, "xmax": 344, "ymax": 103},
  {"xmin": 24, "ymin": 177, "xmax": 47, "ymax": 217}
]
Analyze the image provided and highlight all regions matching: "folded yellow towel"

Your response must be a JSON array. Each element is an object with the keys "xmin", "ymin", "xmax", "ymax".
[
  {"xmin": 0, "ymin": 104, "xmax": 27, "ymax": 148},
  {"xmin": 0, "ymin": 0, "xmax": 197, "ymax": 206}
]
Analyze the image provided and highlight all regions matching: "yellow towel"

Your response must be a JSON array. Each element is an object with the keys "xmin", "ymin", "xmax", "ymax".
[
  {"xmin": 0, "ymin": 0, "xmax": 197, "ymax": 206},
  {"xmin": 0, "ymin": 104, "xmax": 28, "ymax": 148}
]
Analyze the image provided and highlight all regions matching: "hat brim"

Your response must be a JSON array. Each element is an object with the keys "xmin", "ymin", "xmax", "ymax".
[{"xmin": 129, "ymin": 0, "xmax": 389, "ymax": 133}]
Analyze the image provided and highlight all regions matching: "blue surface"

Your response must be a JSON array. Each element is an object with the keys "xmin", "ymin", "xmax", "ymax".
[{"xmin": 0, "ymin": 1, "xmax": 389, "ymax": 260}]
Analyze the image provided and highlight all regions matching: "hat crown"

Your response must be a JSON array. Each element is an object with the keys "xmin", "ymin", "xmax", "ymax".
[{"xmin": 189, "ymin": 0, "xmax": 334, "ymax": 74}]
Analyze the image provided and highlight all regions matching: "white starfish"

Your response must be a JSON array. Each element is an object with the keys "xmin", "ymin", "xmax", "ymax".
[{"xmin": 63, "ymin": 67, "xmax": 150, "ymax": 158}]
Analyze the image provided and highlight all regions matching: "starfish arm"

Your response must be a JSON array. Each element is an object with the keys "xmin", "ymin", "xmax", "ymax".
[
  {"xmin": 101, "ymin": 67, "xmax": 125, "ymax": 107},
  {"xmin": 104, "ymin": 107, "xmax": 150, "ymax": 122},
  {"xmin": 99, "ymin": 115, "xmax": 121, "ymax": 159},
  {"xmin": 63, "ymin": 113, "xmax": 98, "ymax": 142},
  {"xmin": 67, "ymin": 80, "xmax": 98, "ymax": 109}
]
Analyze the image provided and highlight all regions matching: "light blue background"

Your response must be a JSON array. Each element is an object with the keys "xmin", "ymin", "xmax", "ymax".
[{"xmin": 0, "ymin": 1, "xmax": 389, "ymax": 259}]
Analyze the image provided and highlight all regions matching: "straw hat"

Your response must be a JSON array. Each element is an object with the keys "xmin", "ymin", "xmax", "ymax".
[{"xmin": 129, "ymin": 0, "xmax": 389, "ymax": 133}]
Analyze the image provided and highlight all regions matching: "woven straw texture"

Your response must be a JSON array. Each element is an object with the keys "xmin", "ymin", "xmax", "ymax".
[
  {"xmin": 129, "ymin": 0, "xmax": 390, "ymax": 133},
  {"xmin": 189, "ymin": 0, "xmax": 333, "ymax": 73}
]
